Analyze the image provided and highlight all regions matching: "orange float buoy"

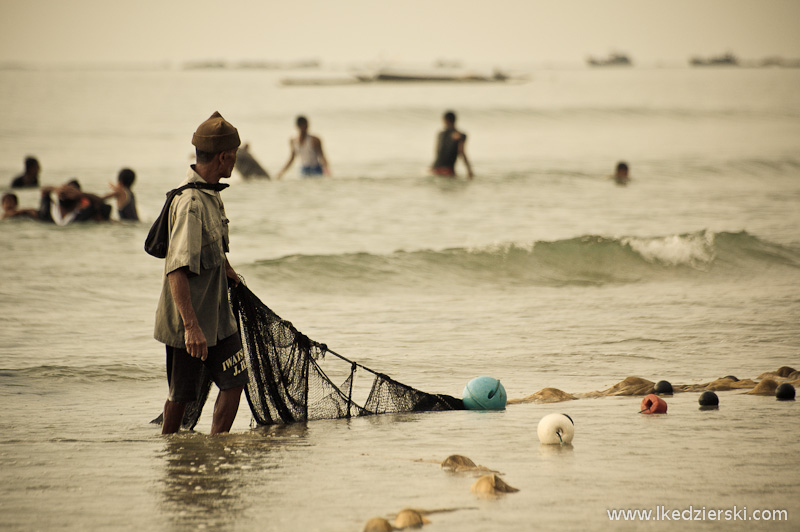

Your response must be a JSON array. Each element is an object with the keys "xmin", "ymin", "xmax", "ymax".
[{"xmin": 640, "ymin": 393, "xmax": 668, "ymax": 414}]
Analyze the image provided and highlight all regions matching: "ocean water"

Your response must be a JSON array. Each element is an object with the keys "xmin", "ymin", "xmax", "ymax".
[{"xmin": 1, "ymin": 66, "xmax": 799, "ymax": 531}]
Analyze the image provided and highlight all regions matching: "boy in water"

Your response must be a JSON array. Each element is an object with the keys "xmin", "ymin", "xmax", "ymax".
[
  {"xmin": 2, "ymin": 193, "xmax": 38, "ymax": 219},
  {"xmin": 276, "ymin": 116, "xmax": 330, "ymax": 178},
  {"xmin": 103, "ymin": 168, "xmax": 139, "ymax": 221},
  {"xmin": 612, "ymin": 161, "xmax": 630, "ymax": 186},
  {"xmin": 10, "ymin": 156, "xmax": 40, "ymax": 188},
  {"xmin": 430, "ymin": 111, "xmax": 473, "ymax": 179}
]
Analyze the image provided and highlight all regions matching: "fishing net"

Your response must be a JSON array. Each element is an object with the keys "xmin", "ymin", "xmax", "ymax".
[{"xmin": 153, "ymin": 282, "xmax": 463, "ymax": 429}]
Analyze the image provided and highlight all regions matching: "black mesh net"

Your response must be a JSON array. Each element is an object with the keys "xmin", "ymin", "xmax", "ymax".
[{"xmin": 153, "ymin": 282, "xmax": 463, "ymax": 429}]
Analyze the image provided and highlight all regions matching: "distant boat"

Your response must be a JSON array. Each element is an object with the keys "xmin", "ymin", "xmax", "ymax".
[
  {"xmin": 356, "ymin": 68, "xmax": 512, "ymax": 83},
  {"xmin": 587, "ymin": 53, "xmax": 632, "ymax": 67},
  {"xmin": 183, "ymin": 60, "xmax": 227, "ymax": 70},
  {"xmin": 689, "ymin": 53, "xmax": 738, "ymax": 67},
  {"xmin": 280, "ymin": 68, "xmax": 524, "ymax": 87},
  {"xmin": 183, "ymin": 59, "xmax": 321, "ymax": 70},
  {"xmin": 280, "ymin": 75, "xmax": 362, "ymax": 86},
  {"xmin": 235, "ymin": 59, "xmax": 321, "ymax": 70},
  {"xmin": 758, "ymin": 56, "xmax": 800, "ymax": 68}
]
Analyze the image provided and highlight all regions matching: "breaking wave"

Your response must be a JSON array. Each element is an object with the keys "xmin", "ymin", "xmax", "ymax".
[{"xmin": 250, "ymin": 231, "xmax": 800, "ymax": 289}]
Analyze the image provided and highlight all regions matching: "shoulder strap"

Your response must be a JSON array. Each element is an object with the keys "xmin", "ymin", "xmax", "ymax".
[
  {"xmin": 166, "ymin": 181, "xmax": 229, "ymax": 197},
  {"xmin": 144, "ymin": 181, "xmax": 229, "ymax": 258}
]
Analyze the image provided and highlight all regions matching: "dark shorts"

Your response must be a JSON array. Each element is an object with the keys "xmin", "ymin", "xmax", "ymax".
[{"xmin": 165, "ymin": 333, "xmax": 248, "ymax": 403}]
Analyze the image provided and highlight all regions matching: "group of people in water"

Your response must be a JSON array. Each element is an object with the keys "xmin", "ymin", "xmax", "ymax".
[
  {"xmin": 3, "ymin": 157, "xmax": 138, "ymax": 223},
  {"xmin": 3, "ymin": 110, "xmax": 630, "ymax": 224},
  {"xmin": 252, "ymin": 111, "xmax": 474, "ymax": 180}
]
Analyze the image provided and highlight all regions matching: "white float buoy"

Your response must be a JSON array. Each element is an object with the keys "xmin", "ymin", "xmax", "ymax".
[{"xmin": 537, "ymin": 413, "xmax": 574, "ymax": 445}]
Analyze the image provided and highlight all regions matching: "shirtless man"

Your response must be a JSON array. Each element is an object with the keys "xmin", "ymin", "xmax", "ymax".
[
  {"xmin": 431, "ymin": 111, "xmax": 473, "ymax": 179},
  {"xmin": 276, "ymin": 116, "xmax": 330, "ymax": 178}
]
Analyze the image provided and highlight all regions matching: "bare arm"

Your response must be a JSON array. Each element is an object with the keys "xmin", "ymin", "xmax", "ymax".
[
  {"xmin": 225, "ymin": 257, "xmax": 239, "ymax": 286},
  {"xmin": 102, "ymin": 182, "xmax": 129, "ymax": 207},
  {"xmin": 8, "ymin": 208, "xmax": 39, "ymax": 219},
  {"xmin": 57, "ymin": 184, "xmax": 104, "ymax": 207},
  {"xmin": 313, "ymin": 137, "xmax": 330, "ymax": 176},
  {"xmin": 432, "ymin": 134, "xmax": 442, "ymax": 166},
  {"xmin": 459, "ymin": 138, "xmax": 474, "ymax": 179},
  {"xmin": 167, "ymin": 267, "xmax": 207, "ymax": 360},
  {"xmin": 275, "ymin": 139, "xmax": 296, "ymax": 180}
]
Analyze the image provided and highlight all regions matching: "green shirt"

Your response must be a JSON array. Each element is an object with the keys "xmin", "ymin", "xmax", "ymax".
[{"xmin": 154, "ymin": 168, "xmax": 237, "ymax": 348}]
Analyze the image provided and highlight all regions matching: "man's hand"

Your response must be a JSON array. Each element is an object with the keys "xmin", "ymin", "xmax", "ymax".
[
  {"xmin": 167, "ymin": 267, "xmax": 208, "ymax": 359},
  {"xmin": 184, "ymin": 322, "xmax": 208, "ymax": 361},
  {"xmin": 225, "ymin": 259, "xmax": 240, "ymax": 286}
]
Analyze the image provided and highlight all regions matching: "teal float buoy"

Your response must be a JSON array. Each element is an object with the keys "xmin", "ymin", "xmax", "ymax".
[{"xmin": 462, "ymin": 376, "xmax": 507, "ymax": 410}]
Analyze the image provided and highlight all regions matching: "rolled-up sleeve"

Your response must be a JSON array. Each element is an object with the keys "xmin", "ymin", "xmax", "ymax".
[{"xmin": 165, "ymin": 194, "xmax": 202, "ymax": 275}]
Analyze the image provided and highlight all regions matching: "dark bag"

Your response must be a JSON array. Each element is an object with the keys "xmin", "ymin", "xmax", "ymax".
[{"xmin": 144, "ymin": 182, "xmax": 228, "ymax": 258}]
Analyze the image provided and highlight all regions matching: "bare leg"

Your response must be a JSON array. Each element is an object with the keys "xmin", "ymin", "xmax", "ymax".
[
  {"xmin": 162, "ymin": 399, "xmax": 187, "ymax": 435},
  {"xmin": 210, "ymin": 385, "xmax": 244, "ymax": 434}
]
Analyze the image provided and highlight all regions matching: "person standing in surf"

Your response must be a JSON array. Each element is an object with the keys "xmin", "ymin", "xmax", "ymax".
[
  {"xmin": 154, "ymin": 111, "xmax": 248, "ymax": 435},
  {"xmin": 275, "ymin": 115, "xmax": 330, "ymax": 178},
  {"xmin": 430, "ymin": 110, "xmax": 474, "ymax": 179},
  {"xmin": 103, "ymin": 168, "xmax": 139, "ymax": 221}
]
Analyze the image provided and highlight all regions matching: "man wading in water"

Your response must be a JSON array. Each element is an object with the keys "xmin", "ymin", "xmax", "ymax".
[
  {"xmin": 430, "ymin": 110, "xmax": 474, "ymax": 179},
  {"xmin": 154, "ymin": 112, "xmax": 248, "ymax": 434},
  {"xmin": 276, "ymin": 115, "xmax": 330, "ymax": 178}
]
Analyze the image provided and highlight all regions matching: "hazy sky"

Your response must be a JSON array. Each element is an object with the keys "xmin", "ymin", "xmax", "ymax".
[{"xmin": 1, "ymin": 0, "xmax": 799, "ymax": 66}]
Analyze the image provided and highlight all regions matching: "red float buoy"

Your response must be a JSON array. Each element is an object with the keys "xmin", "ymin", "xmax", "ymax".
[{"xmin": 640, "ymin": 393, "xmax": 668, "ymax": 414}]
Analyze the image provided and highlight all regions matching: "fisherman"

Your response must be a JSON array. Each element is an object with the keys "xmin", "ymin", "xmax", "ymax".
[
  {"xmin": 276, "ymin": 115, "xmax": 330, "ymax": 178},
  {"xmin": 430, "ymin": 111, "xmax": 473, "ymax": 179},
  {"xmin": 154, "ymin": 111, "xmax": 248, "ymax": 435}
]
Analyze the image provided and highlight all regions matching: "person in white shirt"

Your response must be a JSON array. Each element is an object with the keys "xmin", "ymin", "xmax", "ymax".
[{"xmin": 276, "ymin": 115, "xmax": 330, "ymax": 178}]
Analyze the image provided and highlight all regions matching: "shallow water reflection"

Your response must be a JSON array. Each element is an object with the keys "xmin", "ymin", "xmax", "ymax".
[{"xmin": 158, "ymin": 432, "xmax": 281, "ymax": 531}]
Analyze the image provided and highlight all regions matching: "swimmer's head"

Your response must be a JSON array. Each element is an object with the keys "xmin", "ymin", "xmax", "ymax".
[
  {"xmin": 118, "ymin": 168, "xmax": 136, "ymax": 188},
  {"xmin": 25, "ymin": 156, "xmax": 40, "ymax": 172},
  {"xmin": 57, "ymin": 179, "xmax": 82, "ymax": 208},
  {"xmin": 2, "ymin": 193, "xmax": 18, "ymax": 211},
  {"xmin": 615, "ymin": 161, "xmax": 629, "ymax": 177}
]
